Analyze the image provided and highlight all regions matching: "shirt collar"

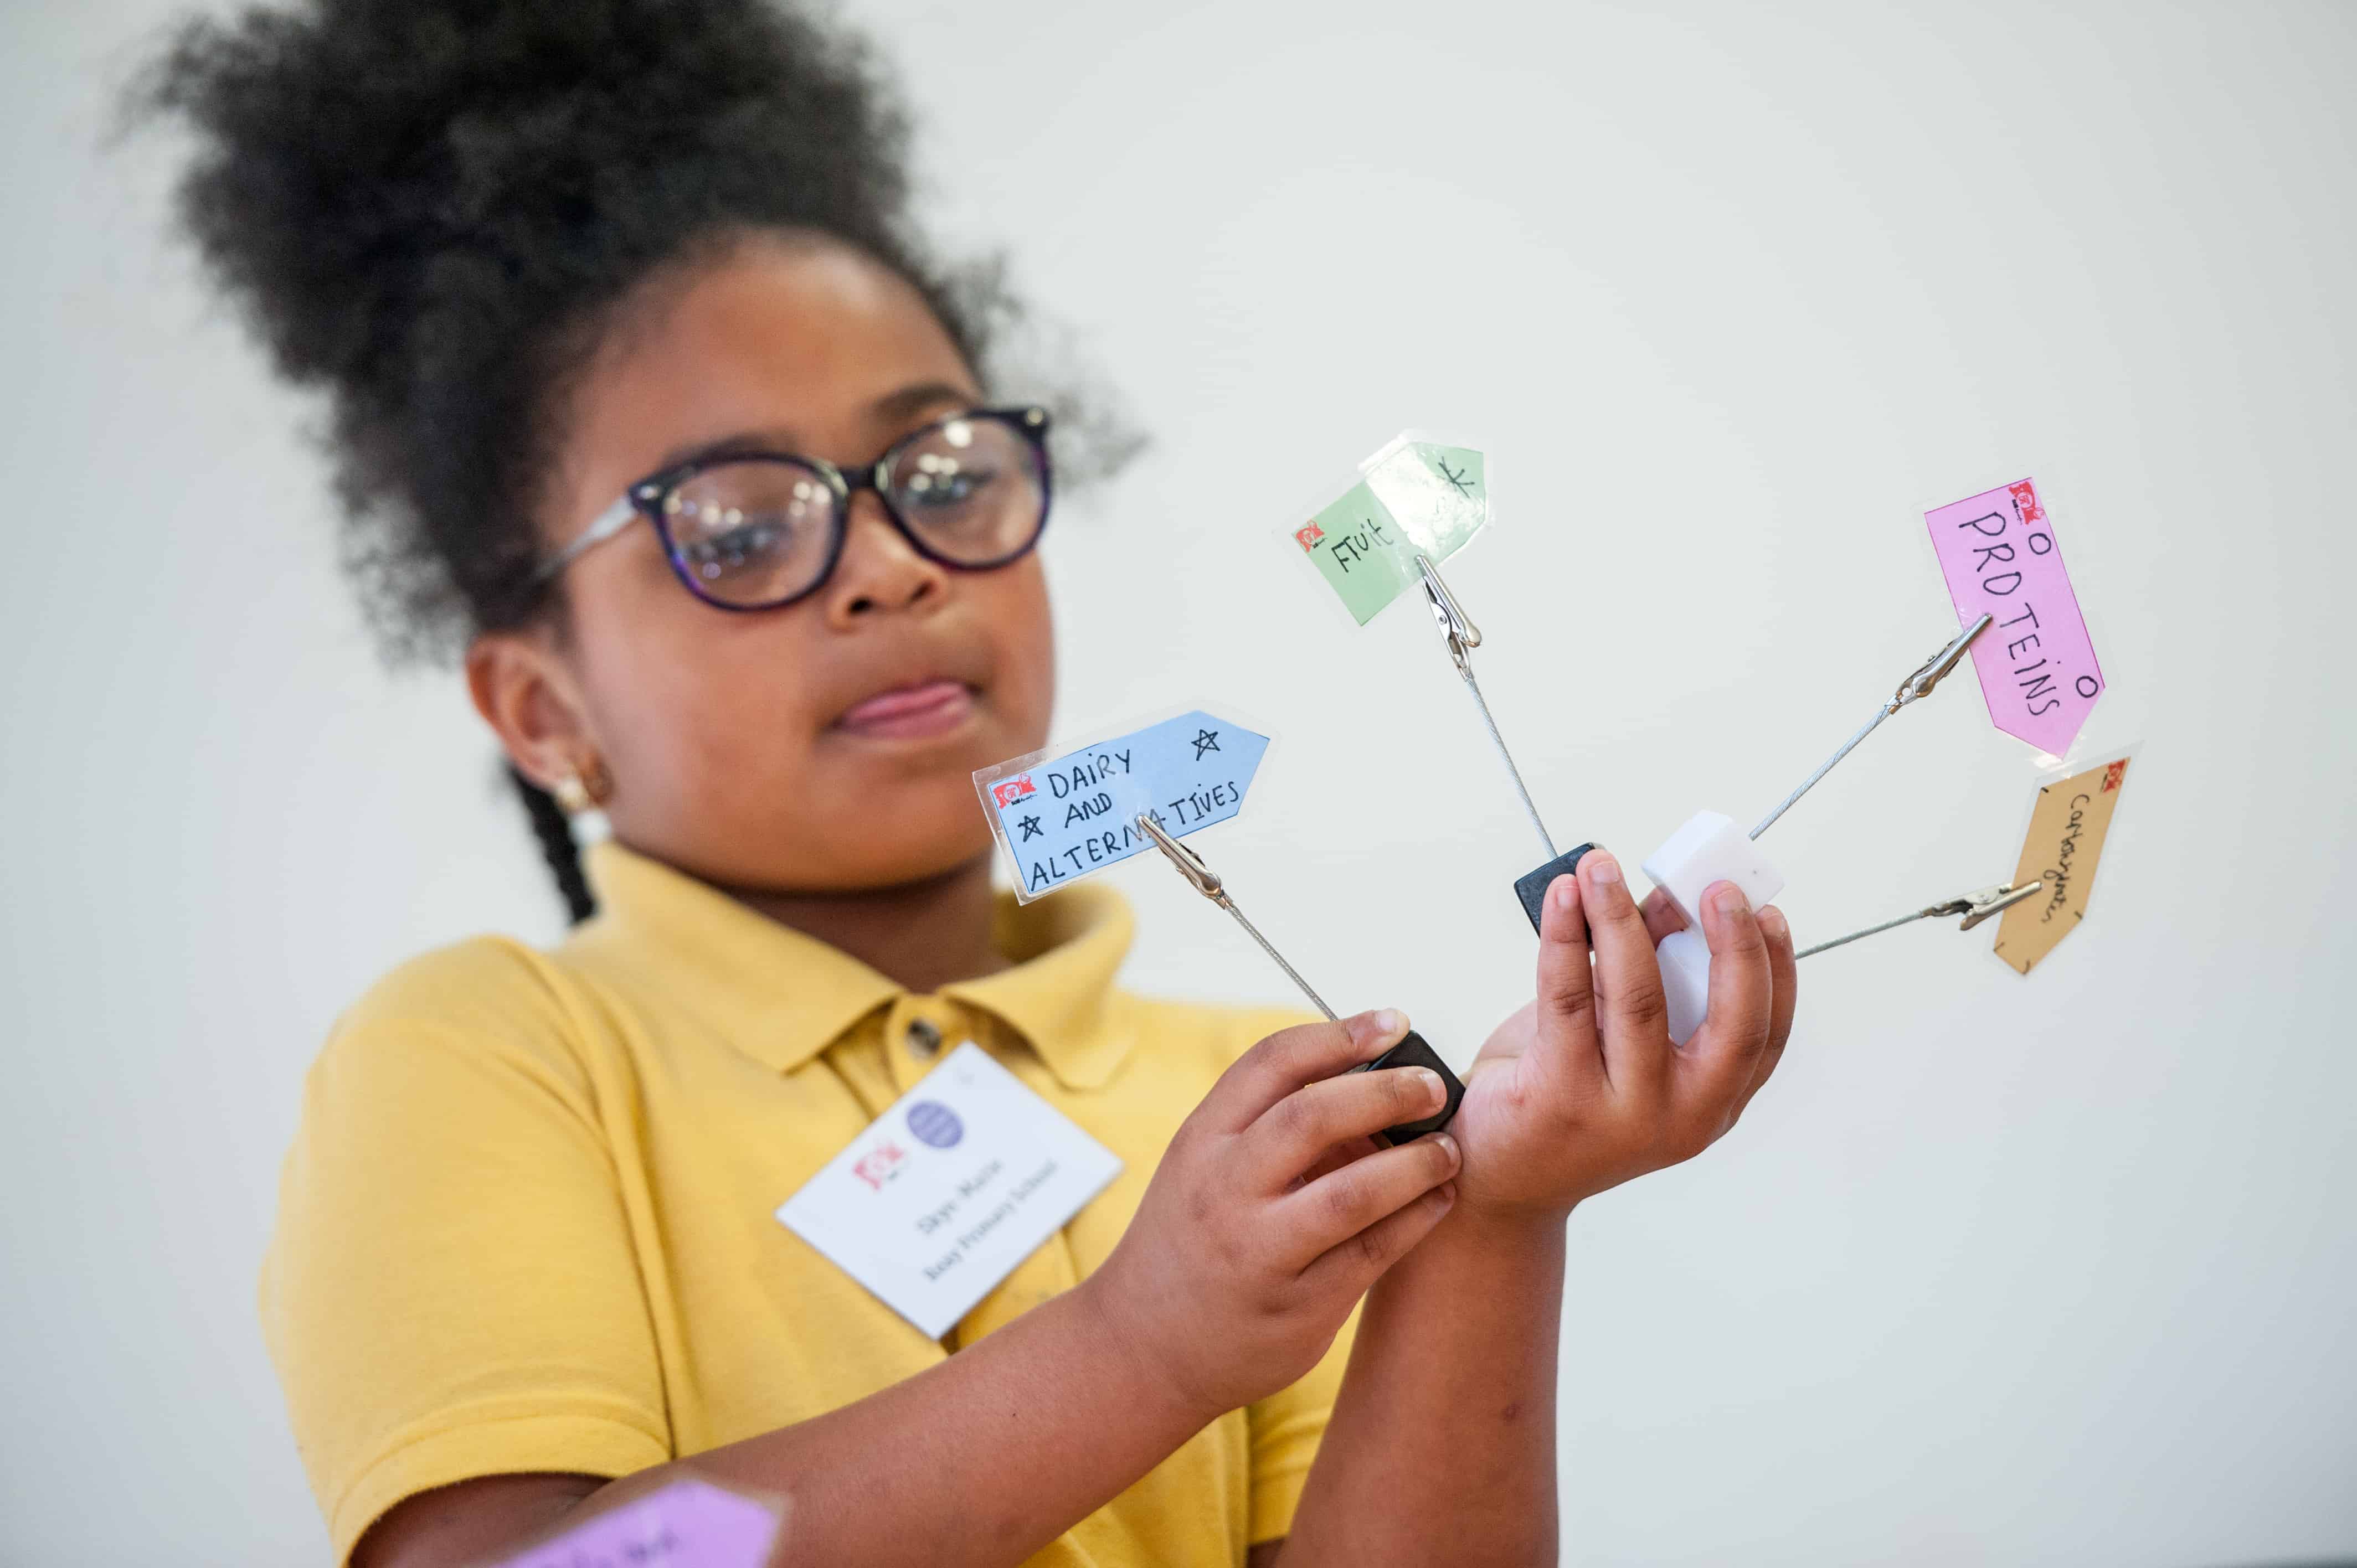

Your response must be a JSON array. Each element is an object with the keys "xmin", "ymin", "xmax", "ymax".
[
  {"xmin": 567, "ymin": 838, "xmax": 1137, "ymax": 1090},
  {"xmin": 945, "ymin": 883, "xmax": 1136, "ymax": 1091}
]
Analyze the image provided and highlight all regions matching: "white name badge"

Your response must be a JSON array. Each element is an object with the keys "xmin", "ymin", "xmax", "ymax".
[{"xmin": 775, "ymin": 1041, "xmax": 1124, "ymax": 1340}]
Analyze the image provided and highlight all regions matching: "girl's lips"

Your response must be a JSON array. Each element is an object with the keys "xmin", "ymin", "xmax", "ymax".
[{"xmin": 835, "ymin": 678, "xmax": 976, "ymax": 740}]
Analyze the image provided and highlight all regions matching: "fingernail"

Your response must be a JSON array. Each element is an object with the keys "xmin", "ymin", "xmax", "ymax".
[
  {"xmin": 1759, "ymin": 906, "xmax": 1789, "ymax": 942},
  {"xmin": 1438, "ymin": 1180, "xmax": 1458, "ymax": 1206},
  {"xmin": 1551, "ymin": 874, "xmax": 1577, "ymax": 912},
  {"xmin": 1414, "ymin": 1068, "xmax": 1445, "ymax": 1105},
  {"xmin": 1713, "ymin": 882, "xmax": 1751, "ymax": 917},
  {"xmin": 1586, "ymin": 850, "xmax": 1622, "ymax": 886},
  {"xmin": 1434, "ymin": 1132, "xmax": 1460, "ymax": 1165},
  {"xmin": 1375, "ymin": 1008, "xmax": 1408, "ymax": 1041}
]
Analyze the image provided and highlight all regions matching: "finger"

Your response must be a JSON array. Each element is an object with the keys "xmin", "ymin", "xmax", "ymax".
[
  {"xmin": 1244, "ymin": 1065, "xmax": 1453, "ymax": 1192},
  {"xmin": 1198, "ymin": 1010, "xmax": 1406, "ymax": 1133},
  {"xmin": 1278, "ymin": 1130, "xmax": 1460, "ymax": 1268},
  {"xmin": 1286, "ymin": 1136, "xmax": 1384, "ymax": 1193},
  {"xmin": 1731, "ymin": 904, "xmax": 1798, "ymax": 1122},
  {"xmin": 1641, "ymin": 886, "xmax": 1688, "ymax": 946},
  {"xmin": 1299, "ymin": 1180, "xmax": 1458, "ymax": 1301},
  {"xmin": 1294, "ymin": 1142, "xmax": 1462, "ymax": 1285},
  {"xmin": 1533, "ymin": 874, "xmax": 1605, "ymax": 1092},
  {"xmin": 1578, "ymin": 849, "xmax": 1672, "ymax": 1092},
  {"xmin": 1679, "ymin": 881, "xmax": 1774, "ymax": 1116}
]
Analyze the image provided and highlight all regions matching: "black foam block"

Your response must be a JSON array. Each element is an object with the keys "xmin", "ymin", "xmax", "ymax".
[
  {"xmin": 1514, "ymin": 843, "xmax": 1598, "ymax": 932},
  {"xmin": 1347, "ymin": 1030, "xmax": 1465, "ymax": 1146}
]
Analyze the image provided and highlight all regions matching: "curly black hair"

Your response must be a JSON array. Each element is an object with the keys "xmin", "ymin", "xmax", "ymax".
[
  {"xmin": 135, "ymin": 0, "xmax": 1124, "ymax": 921},
  {"xmin": 138, "ymin": 0, "xmax": 1010, "ymax": 667}
]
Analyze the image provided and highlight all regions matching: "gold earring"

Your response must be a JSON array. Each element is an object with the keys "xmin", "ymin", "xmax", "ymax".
[{"xmin": 553, "ymin": 754, "xmax": 613, "ymax": 815}]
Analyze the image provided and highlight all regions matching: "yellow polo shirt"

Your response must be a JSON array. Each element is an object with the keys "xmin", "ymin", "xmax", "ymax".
[{"xmin": 262, "ymin": 839, "xmax": 1341, "ymax": 1565}]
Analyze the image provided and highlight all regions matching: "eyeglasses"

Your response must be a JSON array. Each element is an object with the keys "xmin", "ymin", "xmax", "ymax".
[{"xmin": 534, "ymin": 406, "xmax": 1053, "ymax": 612}]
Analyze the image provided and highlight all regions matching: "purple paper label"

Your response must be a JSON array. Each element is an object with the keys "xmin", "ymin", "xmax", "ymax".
[
  {"xmin": 905, "ymin": 1100, "xmax": 964, "ymax": 1149},
  {"xmin": 1924, "ymin": 478, "xmax": 2104, "ymax": 757},
  {"xmin": 493, "ymin": 1478, "xmax": 779, "ymax": 1568}
]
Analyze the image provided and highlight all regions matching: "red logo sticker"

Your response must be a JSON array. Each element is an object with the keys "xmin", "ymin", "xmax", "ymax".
[
  {"xmin": 852, "ymin": 1141, "xmax": 908, "ymax": 1191},
  {"xmin": 1294, "ymin": 523, "xmax": 1325, "ymax": 553},
  {"xmin": 2009, "ymin": 479, "xmax": 2046, "ymax": 525},
  {"xmin": 2101, "ymin": 759, "xmax": 2127, "ymax": 793},
  {"xmin": 992, "ymin": 775, "xmax": 1036, "ymax": 808}
]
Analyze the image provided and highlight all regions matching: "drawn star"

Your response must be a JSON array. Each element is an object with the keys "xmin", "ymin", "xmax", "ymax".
[
  {"xmin": 1435, "ymin": 457, "xmax": 1476, "ymax": 498},
  {"xmin": 1191, "ymin": 728, "xmax": 1220, "ymax": 760},
  {"xmin": 1018, "ymin": 813, "xmax": 1043, "ymax": 841}
]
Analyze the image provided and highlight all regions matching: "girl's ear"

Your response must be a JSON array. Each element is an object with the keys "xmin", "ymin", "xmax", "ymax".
[{"xmin": 466, "ymin": 628, "xmax": 601, "ymax": 793}]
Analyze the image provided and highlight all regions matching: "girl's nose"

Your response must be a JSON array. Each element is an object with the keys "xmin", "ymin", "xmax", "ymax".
[{"xmin": 824, "ymin": 491, "xmax": 946, "ymax": 625}]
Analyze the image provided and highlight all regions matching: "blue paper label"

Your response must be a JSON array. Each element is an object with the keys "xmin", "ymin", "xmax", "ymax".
[{"xmin": 978, "ymin": 710, "xmax": 1269, "ymax": 898}]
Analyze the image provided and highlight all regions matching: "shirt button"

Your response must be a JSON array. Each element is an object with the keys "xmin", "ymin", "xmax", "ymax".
[{"xmin": 904, "ymin": 1018, "xmax": 943, "ymax": 1060}]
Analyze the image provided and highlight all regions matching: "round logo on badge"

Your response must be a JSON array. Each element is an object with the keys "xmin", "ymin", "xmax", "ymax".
[{"xmin": 905, "ymin": 1100, "xmax": 964, "ymax": 1149}]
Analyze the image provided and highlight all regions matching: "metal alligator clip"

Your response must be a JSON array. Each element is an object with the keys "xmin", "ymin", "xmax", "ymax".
[
  {"xmin": 1894, "ymin": 615, "xmax": 1989, "ymax": 709},
  {"xmin": 1136, "ymin": 812, "xmax": 1463, "ymax": 1143},
  {"xmin": 1418, "ymin": 552, "xmax": 1484, "ymax": 678},
  {"xmin": 1749, "ymin": 613, "xmax": 1994, "ymax": 842},
  {"xmin": 1795, "ymin": 876, "xmax": 2042, "ymax": 959}
]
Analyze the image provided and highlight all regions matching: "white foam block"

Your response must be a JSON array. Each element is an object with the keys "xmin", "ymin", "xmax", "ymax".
[
  {"xmin": 1639, "ymin": 811, "xmax": 1787, "ymax": 1044},
  {"xmin": 1656, "ymin": 929, "xmax": 1713, "ymax": 1046},
  {"xmin": 1640, "ymin": 810, "xmax": 1786, "ymax": 928}
]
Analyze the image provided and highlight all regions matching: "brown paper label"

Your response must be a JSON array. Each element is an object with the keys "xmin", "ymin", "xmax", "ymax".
[{"xmin": 1992, "ymin": 754, "xmax": 2131, "ymax": 975}]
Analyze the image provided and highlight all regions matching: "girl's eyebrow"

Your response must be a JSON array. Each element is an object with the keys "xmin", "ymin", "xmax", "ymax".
[
  {"xmin": 869, "ymin": 379, "xmax": 980, "ymax": 426},
  {"xmin": 644, "ymin": 381, "xmax": 982, "ymax": 474},
  {"xmin": 647, "ymin": 428, "xmax": 797, "ymax": 472}
]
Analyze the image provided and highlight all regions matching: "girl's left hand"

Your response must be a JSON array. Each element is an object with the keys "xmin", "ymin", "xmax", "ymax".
[{"xmin": 1448, "ymin": 847, "xmax": 1798, "ymax": 1223}]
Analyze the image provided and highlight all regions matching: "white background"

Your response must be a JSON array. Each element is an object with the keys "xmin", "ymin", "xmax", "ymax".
[{"xmin": 4, "ymin": 2, "xmax": 2351, "ymax": 1563}]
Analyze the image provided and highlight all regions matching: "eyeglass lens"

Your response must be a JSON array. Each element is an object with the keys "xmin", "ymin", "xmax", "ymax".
[{"xmin": 661, "ymin": 414, "xmax": 1046, "ymax": 607}]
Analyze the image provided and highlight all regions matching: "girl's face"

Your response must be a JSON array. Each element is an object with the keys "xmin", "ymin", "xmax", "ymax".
[{"xmin": 480, "ymin": 234, "xmax": 1057, "ymax": 894}]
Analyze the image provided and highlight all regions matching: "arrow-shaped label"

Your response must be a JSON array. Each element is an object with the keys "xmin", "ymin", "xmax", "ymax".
[
  {"xmin": 1924, "ymin": 477, "xmax": 2105, "ymax": 757},
  {"xmin": 975, "ymin": 710, "xmax": 1270, "ymax": 901}
]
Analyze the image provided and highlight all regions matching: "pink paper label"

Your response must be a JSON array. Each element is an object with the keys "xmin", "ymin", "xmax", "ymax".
[
  {"xmin": 1923, "ymin": 478, "xmax": 2103, "ymax": 756},
  {"xmin": 493, "ymin": 1479, "xmax": 779, "ymax": 1568}
]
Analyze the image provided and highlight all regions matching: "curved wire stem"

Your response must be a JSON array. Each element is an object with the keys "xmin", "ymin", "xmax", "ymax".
[
  {"xmin": 1794, "ymin": 906, "xmax": 1933, "ymax": 960},
  {"xmin": 1751, "ymin": 701, "xmax": 1893, "ymax": 840},
  {"xmin": 1214, "ymin": 895, "xmax": 1339, "ymax": 1022},
  {"xmin": 1461, "ymin": 665, "xmax": 1557, "ymax": 861},
  {"xmin": 1750, "ymin": 614, "xmax": 1993, "ymax": 842},
  {"xmin": 1414, "ymin": 551, "xmax": 1558, "ymax": 862},
  {"xmin": 1136, "ymin": 811, "xmax": 1337, "ymax": 1021}
]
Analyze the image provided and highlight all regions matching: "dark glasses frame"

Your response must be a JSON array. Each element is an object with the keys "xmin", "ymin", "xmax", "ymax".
[{"xmin": 534, "ymin": 405, "xmax": 1053, "ymax": 612}]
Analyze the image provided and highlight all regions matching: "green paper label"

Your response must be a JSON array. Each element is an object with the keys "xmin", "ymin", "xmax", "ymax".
[
  {"xmin": 1293, "ymin": 482, "xmax": 1419, "ymax": 625},
  {"xmin": 1289, "ymin": 439, "xmax": 1490, "ymax": 624}
]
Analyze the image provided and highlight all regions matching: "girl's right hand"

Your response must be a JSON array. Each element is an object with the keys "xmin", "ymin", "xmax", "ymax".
[{"xmin": 1083, "ymin": 1009, "xmax": 1460, "ymax": 1423}]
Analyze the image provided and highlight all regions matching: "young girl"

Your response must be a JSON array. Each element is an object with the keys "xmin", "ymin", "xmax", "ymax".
[{"xmin": 149, "ymin": 3, "xmax": 1796, "ymax": 1564}]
